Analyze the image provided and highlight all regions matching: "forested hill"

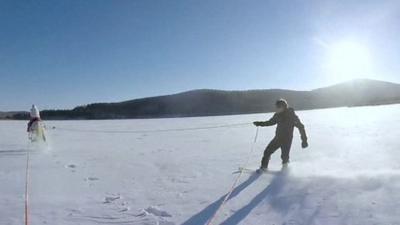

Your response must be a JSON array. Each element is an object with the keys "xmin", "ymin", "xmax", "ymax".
[{"xmin": 7, "ymin": 79, "xmax": 400, "ymax": 120}]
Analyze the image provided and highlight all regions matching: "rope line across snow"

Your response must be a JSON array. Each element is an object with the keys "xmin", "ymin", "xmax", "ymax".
[
  {"xmin": 25, "ymin": 122, "xmax": 257, "ymax": 225},
  {"xmin": 206, "ymin": 127, "xmax": 259, "ymax": 225},
  {"xmin": 54, "ymin": 122, "xmax": 252, "ymax": 134},
  {"xmin": 24, "ymin": 144, "xmax": 31, "ymax": 225}
]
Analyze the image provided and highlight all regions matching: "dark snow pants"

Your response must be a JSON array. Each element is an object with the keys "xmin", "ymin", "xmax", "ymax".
[{"xmin": 261, "ymin": 137, "xmax": 293, "ymax": 168}]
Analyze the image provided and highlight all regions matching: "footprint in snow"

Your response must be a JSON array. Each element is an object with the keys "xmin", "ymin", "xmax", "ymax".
[
  {"xmin": 65, "ymin": 164, "xmax": 77, "ymax": 169},
  {"xmin": 85, "ymin": 177, "xmax": 99, "ymax": 181},
  {"xmin": 103, "ymin": 195, "xmax": 121, "ymax": 204},
  {"xmin": 118, "ymin": 206, "xmax": 130, "ymax": 212},
  {"xmin": 144, "ymin": 206, "xmax": 172, "ymax": 217}
]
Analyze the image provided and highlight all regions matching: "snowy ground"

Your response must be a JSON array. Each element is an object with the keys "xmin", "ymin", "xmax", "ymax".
[{"xmin": 1, "ymin": 104, "xmax": 400, "ymax": 225}]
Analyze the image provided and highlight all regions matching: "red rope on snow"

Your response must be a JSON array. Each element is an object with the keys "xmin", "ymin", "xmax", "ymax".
[
  {"xmin": 24, "ymin": 146, "xmax": 31, "ymax": 225},
  {"xmin": 206, "ymin": 127, "xmax": 259, "ymax": 225}
]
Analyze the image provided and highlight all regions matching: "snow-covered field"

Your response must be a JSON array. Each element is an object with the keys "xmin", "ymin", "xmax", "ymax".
[{"xmin": 1, "ymin": 104, "xmax": 400, "ymax": 225}]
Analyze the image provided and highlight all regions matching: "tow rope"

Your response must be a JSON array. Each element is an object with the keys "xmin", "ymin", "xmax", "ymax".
[
  {"xmin": 23, "ymin": 122, "xmax": 257, "ymax": 225},
  {"xmin": 24, "ymin": 144, "xmax": 31, "ymax": 225},
  {"xmin": 206, "ymin": 127, "xmax": 259, "ymax": 225},
  {"xmin": 54, "ymin": 122, "xmax": 251, "ymax": 134}
]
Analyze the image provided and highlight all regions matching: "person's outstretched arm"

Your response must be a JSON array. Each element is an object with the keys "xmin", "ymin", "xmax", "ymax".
[
  {"xmin": 253, "ymin": 114, "xmax": 278, "ymax": 127},
  {"xmin": 293, "ymin": 113, "xmax": 308, "ymax": 148}
]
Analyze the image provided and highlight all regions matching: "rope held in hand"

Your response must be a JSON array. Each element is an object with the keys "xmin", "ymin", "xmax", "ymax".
[{"xmin": 206, "ymin": 127, "xmax": 259, "ymax": 225}]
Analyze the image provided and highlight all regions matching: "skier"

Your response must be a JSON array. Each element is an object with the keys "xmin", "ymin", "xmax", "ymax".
[
  {"xmin": 27, "ymin": 105, "xmax": 40, "ymax": 131},
  {"xmin": 27, "ymin": 105, "xmax": 46, "ymax": 142},
  {"xmin": 253, "ymin": 99, "xmax": 308, "ymax": 171}
]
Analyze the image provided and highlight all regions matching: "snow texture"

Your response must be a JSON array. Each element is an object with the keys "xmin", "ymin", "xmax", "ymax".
[{"xmin": 1, "ymin": 104, "xmax": 400, "ymax": 225}]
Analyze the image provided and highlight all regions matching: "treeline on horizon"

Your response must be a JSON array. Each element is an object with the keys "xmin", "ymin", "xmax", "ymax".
[
  {"xmin": 10, "ymin": 99, "xmax": 400, "ymax": 120},
  {"xmin": 7, "ymin": 79, "xmax": 400, "ymax": 120}
]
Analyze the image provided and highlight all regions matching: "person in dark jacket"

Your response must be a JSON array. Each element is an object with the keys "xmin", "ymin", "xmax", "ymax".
[{"xmin": 253, "ymin": 99, "xmax": 308, "ymax": 170}]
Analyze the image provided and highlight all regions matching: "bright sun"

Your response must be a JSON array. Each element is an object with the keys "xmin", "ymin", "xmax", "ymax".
[{"xmin": 327, "ymin": 41, "xmax": 374, "ymax": 83}]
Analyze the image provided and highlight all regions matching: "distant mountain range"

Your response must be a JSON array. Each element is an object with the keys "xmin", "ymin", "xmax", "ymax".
[{"xmin": 4, "ymin": 79, "xmax": 400, "ymax": 120}]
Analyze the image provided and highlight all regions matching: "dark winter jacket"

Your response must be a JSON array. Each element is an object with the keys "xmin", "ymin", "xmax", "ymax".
[
  {"xmin": 257, "ymin": 108, "xmax": 307, "ymax": 142},
  {"xmin": 27, "ymin": 117, "xmax": 40, "ymax": 132}
]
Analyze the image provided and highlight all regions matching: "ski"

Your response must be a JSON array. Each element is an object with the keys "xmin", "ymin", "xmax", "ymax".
[
  {"xmin": 237, "ymin": 166, "xmax": 288, "ymax": 175},
  {"xmin": 237, "ymin": 167, "xmax": 266, "ymax": 174}
]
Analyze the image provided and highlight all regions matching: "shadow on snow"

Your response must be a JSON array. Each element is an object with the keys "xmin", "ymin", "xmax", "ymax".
[
  {"xmin": 220, "ymin": 171, "xmax": 288, "ymax": 225},
  {"xmin": 181, "ymin": 172, "xmax": 262, "ymax": 225}
]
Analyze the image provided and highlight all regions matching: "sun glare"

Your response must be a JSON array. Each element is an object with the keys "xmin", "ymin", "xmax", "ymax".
[{"xmin": 327, "ymin": 41, "xmax": 374, "ymax": 83}]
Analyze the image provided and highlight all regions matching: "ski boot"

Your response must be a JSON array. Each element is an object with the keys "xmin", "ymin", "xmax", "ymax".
[
  {"xmin": 256, "ymin": 167, "xmax": 268, "ymax": 174},
  {"xmin": 281, "ymin": 162, "xmax": 289, "ymax": 171}
]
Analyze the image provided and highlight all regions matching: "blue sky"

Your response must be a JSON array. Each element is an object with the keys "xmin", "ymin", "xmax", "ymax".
[{"xmin": 1, "ymin": 0, "xmax": 400, "ymax": 110}]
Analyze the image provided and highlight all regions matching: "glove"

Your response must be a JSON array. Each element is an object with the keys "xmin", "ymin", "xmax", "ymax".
[
  {"xmin": 253, "ymin": 121, "xmax": 262, "ymax": 127},
  {"xmin": 301, "ymin": 141, "xmax": 308, "ymax": 149}
]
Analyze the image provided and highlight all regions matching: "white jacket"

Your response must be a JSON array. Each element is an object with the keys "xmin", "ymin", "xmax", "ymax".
[{"xmin": 30, "ymin": 105, "xmax": 40, "ymax": 119}]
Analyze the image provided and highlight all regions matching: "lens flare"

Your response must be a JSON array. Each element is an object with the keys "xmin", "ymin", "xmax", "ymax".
[{"xmin": 327, "ymin": 41, "xmax": 374, "ymax": 82}]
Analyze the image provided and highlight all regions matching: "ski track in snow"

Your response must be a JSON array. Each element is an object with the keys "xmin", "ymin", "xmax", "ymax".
[{"xmin": 1, "ymin": 105, "xmax": 400, "ymax": 225}]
